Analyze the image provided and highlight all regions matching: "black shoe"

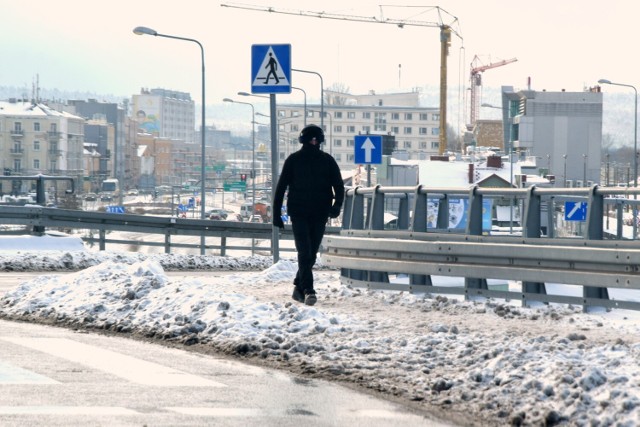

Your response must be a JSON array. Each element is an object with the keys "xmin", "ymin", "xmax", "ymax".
[
  {"xmin": 304, "ymin": 292, "xmax": 317, "ymax": 306},
  {"xmin": 292, "ymin": 287, "xmax": 305, "ymax": 303}
]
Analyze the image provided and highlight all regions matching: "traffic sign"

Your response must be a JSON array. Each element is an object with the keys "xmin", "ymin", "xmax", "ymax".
[
  {"xmin": 187, "ymin": 197, "xmax": 195, "ymax": 208},
  {"xmin": 251, "ymin": 44, "xmax": 291, "ymax": 94},
  {"xmin": 177, "ymin": 204, "xmax": 188, "ymax": 212},
  {"xmin": 354, "ymin": 135, "xmax": 383, "ymax": 164},
  {"xmin": 564, "ymin": 201, "xmax": 587, "ymax": 221},
  {"xmin": 224, "ymin": 181, "xmax": 247, "ymax": 192},
  {"xmin": 106, "ymin": 205, "xmax": 125, "ymax": 214}
]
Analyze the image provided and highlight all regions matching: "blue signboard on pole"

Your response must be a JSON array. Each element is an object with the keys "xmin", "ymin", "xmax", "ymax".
[
  {"xmin": 107, "ymin": 206, "xmax": 125, "ymax": 214},
  {"xmin": 564, "ymin": 201, "xmax": 587, "ymax": 221},
  {"xmin": 251, "ymin": 44, "xmax": 291, "ymax": 94},
  {"xmin": 354, "ymin": 135, "xmax": 383, "ymax": 165}
]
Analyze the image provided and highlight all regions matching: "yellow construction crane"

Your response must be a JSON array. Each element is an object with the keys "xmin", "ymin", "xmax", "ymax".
[{"xmin": 220, "ymin": 3, "xmax": 463, "ymax": 155}]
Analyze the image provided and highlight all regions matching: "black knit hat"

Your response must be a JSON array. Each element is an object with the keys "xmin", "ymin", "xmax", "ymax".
[{"xmin": 298, "ymin": 124, "xmax": 325, "ymax": 144}]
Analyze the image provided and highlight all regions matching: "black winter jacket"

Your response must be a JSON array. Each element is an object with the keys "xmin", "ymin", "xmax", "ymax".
[{"xmin": 273, "ymin": 143, "xmax": 344, "ymax": 218}]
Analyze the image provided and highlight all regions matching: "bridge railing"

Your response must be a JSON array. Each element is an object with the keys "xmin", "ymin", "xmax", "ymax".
[{"xmin": 321, "ymin": 184, "xmax": 640, "ymax": 312}]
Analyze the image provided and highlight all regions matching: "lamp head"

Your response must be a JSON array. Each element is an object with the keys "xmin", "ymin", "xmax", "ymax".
[
  {"xmin": 598, "ymin": 79, "xmax": 611, "ymax": 85},
  {"xmin": 133, "ymin": 26, "xmax": 157, "ymax": 36},
  {"xmin": 222, "ymin": 98, "xmax": 234, "ymax": 103},
  {"xmin": 237, "ymin": 92, "xmax": 251, "ymax": 97}
]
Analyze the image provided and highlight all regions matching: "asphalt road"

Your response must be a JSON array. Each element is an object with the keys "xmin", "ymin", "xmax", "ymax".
[{"xmin": 0, "ymin": 273, "xmax": 450, "ymax": 427}]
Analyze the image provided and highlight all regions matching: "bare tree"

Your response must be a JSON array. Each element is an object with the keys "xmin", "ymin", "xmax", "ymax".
[{"xmin": 325, "ymin": 83, "xmax": 351, "ymax": 105}]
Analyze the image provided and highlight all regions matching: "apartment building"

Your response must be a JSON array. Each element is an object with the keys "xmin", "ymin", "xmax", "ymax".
[
  {"xmin": 274, "ymin": 90, "xmax": 440, "ymax": 173},
  {"xmin": 132, "ymin": 88, "xmax": 195, "ymax": 143},
  {"xmin": 0, "ymin": 99, "xmax": 85, "ymax": 194}
]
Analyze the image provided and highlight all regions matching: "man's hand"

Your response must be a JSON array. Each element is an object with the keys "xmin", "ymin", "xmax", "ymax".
[
  {"xmin": 273, "ymin": 216, "xmax": 284, "ymax": 229},
  {"xmin": 329, "ymin": 205, "xmax": 341, "ymax": 219}
]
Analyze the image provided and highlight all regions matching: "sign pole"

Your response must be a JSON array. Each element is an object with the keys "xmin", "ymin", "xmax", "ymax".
[{"xmin": 270, "ymin": 94, "xmax": 280, "ymax": 263}]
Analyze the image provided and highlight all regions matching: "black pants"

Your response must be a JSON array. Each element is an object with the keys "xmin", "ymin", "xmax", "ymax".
[{"xmin": 291, "ymin": 215, "xmax": 327, "ymax": 295}]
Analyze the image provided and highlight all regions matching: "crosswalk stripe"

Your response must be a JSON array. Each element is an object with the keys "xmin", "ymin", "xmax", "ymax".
[
  {"xmin": 167, "ymin": 407, "xmax": 264, "ymax": 417},
  {"xmin": 0, "ymin": 337, "xmax": 226, "ymax": 387},
  {"xmin": 0, "ymin": 406, "xmax": 139, "ymax": 415},
  {"xmin": 0, "ymin": 361, "xmax": 58, "ymax": 384}
]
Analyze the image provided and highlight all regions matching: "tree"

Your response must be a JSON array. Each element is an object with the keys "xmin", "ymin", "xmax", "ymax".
[{"xmin": 325, "ymin": 83, "xmax": 351, "ymax": 105}]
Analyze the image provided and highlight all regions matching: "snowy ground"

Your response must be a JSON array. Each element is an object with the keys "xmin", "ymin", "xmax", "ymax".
[{"xmin": 1, "ymin": 235, "xmax": 640, "ymax": 426}]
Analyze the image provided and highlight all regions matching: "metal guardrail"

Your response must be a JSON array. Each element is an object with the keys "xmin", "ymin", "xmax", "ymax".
[
  {"xmin": 321, "ymin": 184, "xmax": 640, "ymax": 312},
  {"xmin": 0, "ymin": 205, "xmax": 340, "ymax": 255}
]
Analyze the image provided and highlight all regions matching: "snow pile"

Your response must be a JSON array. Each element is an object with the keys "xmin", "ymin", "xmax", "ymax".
[{"xmin": 3, "ymin": 254, "xmax": 640, "ymax": 425}]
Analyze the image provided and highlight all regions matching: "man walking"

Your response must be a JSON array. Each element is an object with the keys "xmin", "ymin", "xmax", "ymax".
[{"xmin": 273, "ymin": 124, "xmax": 344, "ymax": 306}]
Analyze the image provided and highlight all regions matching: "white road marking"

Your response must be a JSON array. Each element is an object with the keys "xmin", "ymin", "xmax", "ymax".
[
  {"xmin": 0, "ymin": 361, "xmax": 58, "ymax": 384},
  {"xmin": 167, "ymin": 407, "xmax": 263, "ymax": 417},
  {"xmin": 0, "ymin": 406, "xmax": 139, "ymax": 415},
  {"xmin": 0, "ymin": 337, "xmax": 226, "ymax": 387}
]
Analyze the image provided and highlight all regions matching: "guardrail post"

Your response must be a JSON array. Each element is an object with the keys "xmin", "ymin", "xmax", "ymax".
[
  {"xmin": 410, "ymin": 186, "xmax": 432, "ymax": 287},
  {"xmin": 397, "ymin": 193, "xmax": 410, "ymax": 230},
  {"xmin": 346, "ymin": 188, "xmax": 366, "ymax": 281},
  {"xmin": 436, "ymin": 194, "xmax": 449, "ymax": 229},
  {"xmin": 164, "ymin": 232, "xmax": 171, "ymax": 254},
  {"xmin": 221, "ymin": 237, "xmax": 227, "ymax": 256},
  {"xmin": 522, "ymin": 185, "xmax": 547, "ymax": 305},
  {"xmin": 616, "ymin": 201, "xmax": 623, "ymax": 238},
  {"xmin": 464, "ymin": 186, "xmax": 488, "ymax": 292},
  {"xmin": 99, "ymin": 229, "xmax": 106, "ymax": 251},
  {"xmin": 583, "ymin": 185, "xmax": 609, "ymax": 311},
  {"xmin": 368, "ymin": 186, "xmax": 389, "ymax": 284},
  {"xmin": 547, "ymin": 197, "xmax": 556, "ymax": 238}
]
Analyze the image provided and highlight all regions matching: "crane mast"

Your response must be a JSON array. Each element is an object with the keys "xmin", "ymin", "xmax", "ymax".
[{"xmin": 221, "ymin": 3, "xmax": 462, "ymax": 155}]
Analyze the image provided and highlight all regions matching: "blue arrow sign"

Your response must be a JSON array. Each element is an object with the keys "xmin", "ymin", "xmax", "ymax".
[
  {"xmin": 251, "ymin": 44, "xmax": 291, "ymax": 94},
  {"xmin": 354, "ymin": 135, "xmax": 382, "ymax": 164},
  {"xmin": 564, "ymin": 201, "xmax": 587, "ymax": 221},
  {"xmin": 107, "ymin": 206, "xmax": 125, "ymax": 214},
  {"xmin": 178, "ymin": 204, "xmax": 188, "ymax": 212}
]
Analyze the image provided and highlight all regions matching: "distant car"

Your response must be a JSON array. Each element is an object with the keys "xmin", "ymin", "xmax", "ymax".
[
  {"xmin": 208, "ymin": 208, "xmax": 229, "ymax": 220},
  {"xmin": 249, "ymin": 215, "xmax": 263, "ymax": 223},
  {"xmin": 84, "ymin": 193, "xmax": 97, "ymax": 201},
  {"xmin": 127, "ymin": 189, "xmax": 139, "ymax": 196}
]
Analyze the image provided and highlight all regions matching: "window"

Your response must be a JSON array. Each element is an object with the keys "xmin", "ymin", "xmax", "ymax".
[
  {"xmin": 362, "ymin": 112, "xmax": 370, "ymax": 119},
  {"xmin": 34, "ymin": 122, "xmax": 40, "ymax": 131},
  {"xmin": 347, "ymin": 139, "xmax": 355, "ymax": 147},
  {"xmin": 34, "ymin": 140, "xmax": 40, "ymax": 151},
  {"xmin": 391, "ymin": 126, "xmax": 399, "ymax": 134},
  {"xmin": 292, "ymin": 111, "xmax": 300, "ymax": 117},
  {"xmin": 420, "ymin": 141, "xmax": 427, "ymax": 149},
  {"xmin": 419, "ymin": 113, "xmax": 429, "ymax": 120},
  {"xmin": 14, "ymin": 159, "xmax": 21, "ymax": 172},
  {"xmin": 391, "ymin": 113, "xmax": 400, "ymax": 120},
  {"xmin": 431, "ymin": 128, "xmax": 439, "ymax": 135},
  {"xmin": 291, "ymin": 124, "xmax": 299, "ymax": 132},
  {"xmin": 419, "ymin": 127, "xmax": 428, "ymax": 135},
  {"xmin": 307, "ymin": 110, "xmax": 314, "ymax": 118},
  {"xmin": 347, "ymin": 154, "xmax": 354, "ymax": 162},
  {"xmin": 334, "ymin": 125, "xmax": 342, "ymax": 133},
  {"xmin": 403, "ymin": 141, "xmax": 412, "ymax": 149},
  {"xmin": 14, "ymin": 122, "xmax": 22, "ymax": 132},
  {"xmin": 335, "ymin": 112, "xmax": 343, "ymax": 119},
  {"xmin": 432, "ymin": 113, "xmax": 440, "ymax": 121},
  {"xmin": 334, "ymin": 139, "xmax": 342, "ymax": 147},
  {"xmin": 33, "ymin": 159, "xmax": 40, "ymax": 169},
  {"xmin": 374, "ymin": 112, "xmax": 386, "ymax": 131},
  {"xmin": 362, "ymin": 125, "xmax": 370, "ymax": 133},
  {"xmin": 404, "ymin": 127, "xmax": 412, "ymax": 135},
  {"xmin": 347, "ymin": 112, "xmax": 355, "ymax": 119},
  {"xmin": 335, "ymin": 153, "xmax": 342, "ymax": 162},
  {"xmin": 278, "ymin": 110, "xmax": 286, "ymax": 118},
  {"xmin": 404, "ymin": 113, "xmax": 413, "ymax": 120},
  {"xmin": 50, "ymin": 123, "xmax": 57, "ymax": 132},
  {"xmin": 431, "ymin": 141, "xmax": 440, "ymax": 150},
  {"xmin": 347, "ymin": 126, "xmax": 355, "ymax": 133}
]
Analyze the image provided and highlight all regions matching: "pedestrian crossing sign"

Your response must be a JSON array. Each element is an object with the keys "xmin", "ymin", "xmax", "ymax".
[{"xmin": 251, "ymin": 44, "xmax": 291, "ymax": 94}]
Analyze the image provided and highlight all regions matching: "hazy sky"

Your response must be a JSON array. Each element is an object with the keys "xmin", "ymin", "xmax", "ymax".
[{"xmin": 1, "ymin": 1, "xmax": 637, "ymax": 122}]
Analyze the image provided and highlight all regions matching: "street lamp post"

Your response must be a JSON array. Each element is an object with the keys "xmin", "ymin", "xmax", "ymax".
[
  {"xmin": 133, "ymin": 26, "xmax": 207, "ymax": 254},
  {"xmin": 292, "ymin": 86, "xmax": 307, "ymax": 126},
  {"xmin": 223, "ymin": 98, "xmax": 256, "ymax": 217},
  {"xmin": 563, "ymin": 154, "xmax": 567, "ymax": 187},
  {"xmin": 292, "ymin": 69, "xmax": 323, "ymax": 129},
  {"xmin": 598, "ymin": 79, "xmax": 638, "ymax": 238}
]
